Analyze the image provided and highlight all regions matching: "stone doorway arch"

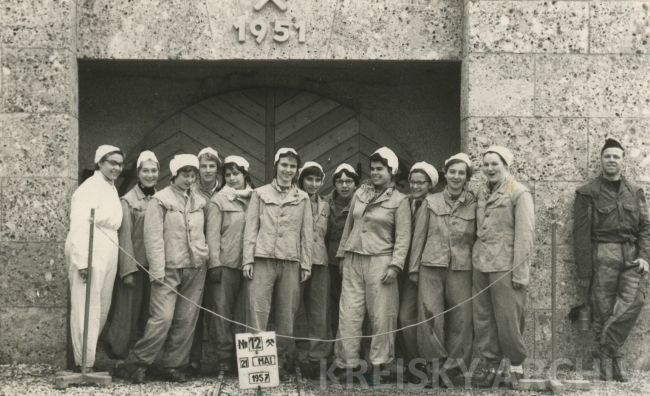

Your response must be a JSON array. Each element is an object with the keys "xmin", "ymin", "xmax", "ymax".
[{"xmin": 121, "ymin": 88, "xmax": 414, "ymax": 194}]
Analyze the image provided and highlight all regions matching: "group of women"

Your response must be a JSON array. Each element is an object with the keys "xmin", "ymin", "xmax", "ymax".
[{"xmin": 65, "ymin": 142, "xmax": 535, "ymax": 388}]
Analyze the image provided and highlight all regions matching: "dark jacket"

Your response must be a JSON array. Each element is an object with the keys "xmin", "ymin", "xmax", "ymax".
[{"xmin": 573, "ymin": 176, "xmax": 650, "ymax": 278}]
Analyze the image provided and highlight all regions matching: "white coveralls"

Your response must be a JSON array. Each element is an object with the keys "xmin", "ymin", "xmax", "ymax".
[{"xmin": 65, "ymin": 171, "xmax": 122, "ymax": 368}]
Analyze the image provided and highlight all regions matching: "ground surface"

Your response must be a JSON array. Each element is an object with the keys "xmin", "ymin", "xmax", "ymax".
[{"xmin": 1, "ymin": 364, "xmax": 650, "ymax": 396}]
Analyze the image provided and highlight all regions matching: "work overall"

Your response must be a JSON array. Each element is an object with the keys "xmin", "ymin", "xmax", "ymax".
[
  {"xmin": 243, "ymin": 182, "xmax": 313, "ymax": 368},
  {"xmin": 335, "ymin": 182, "xmax": 411, "ymax": 369},
  {"xmin": 66, "ymin": 171, "xmax": 123, "ymax": 368},
  {"xmin": 205, "ymin": 187, "xmax": 251, "ymax": 364},
  {"xmin": 472, "ymin": 177, "xmax": 535, "ymax": 370},
  {"xmin": 573, "ymin": 176, "xmax": 650, "ymax": 358},
  {"xmin": 408, "ymin": 188, "xmax": 476, "ymax": 371},
  {"xmin": 105, "ymin": 185, "xmax": 154, "ymax": 361},
  {"xmin": 133, "ymin": 184, "xmax": 208, "ymax": 369}
]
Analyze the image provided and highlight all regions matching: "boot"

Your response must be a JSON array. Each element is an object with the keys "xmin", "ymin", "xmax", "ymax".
[
  {"xmin": 476, "ymin": 369, "xmax": 503, "ymax": 388},
  {"xmin": 612, "ymin": 357, "xmax": 628, "ymax": 383},
  {"xmin": 163, "ymin": 368, "xmax": 189, "ymax": 383},
  {"xmin": 593, "ymin": 347, "xmax": 613, "ymax": 381},
  {"xmin": 131, "ymin": 366, "xmax": 147, "ymax": 384}
]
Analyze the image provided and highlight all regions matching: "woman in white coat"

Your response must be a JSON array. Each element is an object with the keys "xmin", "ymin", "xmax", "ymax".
[{"xmin": 66, "ymin": 145, "xmax": 124, "ymax": 372}]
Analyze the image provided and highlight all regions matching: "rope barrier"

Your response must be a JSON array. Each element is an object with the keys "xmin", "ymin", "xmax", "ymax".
[{"xmin": 94, "ymin": 209, "xmax": 571, "ymax": 343}]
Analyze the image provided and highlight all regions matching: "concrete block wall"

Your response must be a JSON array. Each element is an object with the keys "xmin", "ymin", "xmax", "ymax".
[
  {"xmin": 461, "ymin": 0, "xmax": 650, "ymax": 369},
  {"xmin": 0, "ymin": 0, "xmax": 79, "ymax": 366}
]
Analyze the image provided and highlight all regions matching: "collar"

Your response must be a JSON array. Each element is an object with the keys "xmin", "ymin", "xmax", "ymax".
[
  {"xmin": 272, "ymin": 179, "xmax": 294, "ymax": 193},
  {"xmin": 94, "ymin": 170, "xmax": 115, "ymax": 186},
  {"xmin": 443, "ymin": 186, "xmax": 467, "ymax": 204},
  {"xmin": 218, "ymin": 184, "xmax": 254, "ymax": 201},
  {"xmin": 199, "ymin": 180, "xmax": 220, "ymax": 195},
  {"xmin": 170, "ymin": 182, "xmax": 191, "ymax": 199}
]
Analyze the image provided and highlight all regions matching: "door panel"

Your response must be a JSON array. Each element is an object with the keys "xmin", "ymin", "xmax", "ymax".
[{"xmin": 121, "ymin": 89, "xmax": 413, "ymax": 194}]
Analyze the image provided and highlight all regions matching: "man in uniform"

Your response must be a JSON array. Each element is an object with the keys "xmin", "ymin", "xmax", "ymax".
[{"xmin": 573, "ymin": 138, "xmax": 650, "ymax": 382}]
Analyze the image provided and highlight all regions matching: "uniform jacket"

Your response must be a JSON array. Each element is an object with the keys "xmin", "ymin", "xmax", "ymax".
[
  {"xmin": 473, "ymin": 177, "xmax": 535, "ymax": 285},
  {"xmin": 325, "ymin": 191, "xmax": 352, "ymax": 266},
  {"xmin": 311, "ymin": 194, "xmax": 330, "ymax": 266},
  {"xmin": 144, "ymin": 183, "xmax": 209, "ymax": 280},
  {"xmin": 117, "ymin": 184, "xmax": 154, "ymax": 278},
  {"xmin": 192, "ymin": 180, "xmax": 220, "ymax": 202},
  {"xmin": 410, "ymin": 188, "xmax": 477, "ymax": 273},
  {"xmin": 243, "ymin": 183, "xmax": 314, "ymax": 273},
  {"xmin": 206, "ymin": 186, "xmax": 252, "ymax": 270},
  {"xmin": 573, "ymin": 175, "xmax": 650, "ymax": 278},
  {"xmin": 65, "ymin": 171, "xmax": 123, "ymax": 270},
  {"xmin": 336, "ymin": 182, "xmax": 412, "ymax": 271}
]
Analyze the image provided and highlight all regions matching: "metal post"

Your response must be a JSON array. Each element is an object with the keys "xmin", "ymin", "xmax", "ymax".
[
  {"xmin": 81, "ymin": 209, "xmax": 95, "ymax": 374},
  {"xmin": 551, "ymin": 214, "xmax": 558, "ymax": 378}
]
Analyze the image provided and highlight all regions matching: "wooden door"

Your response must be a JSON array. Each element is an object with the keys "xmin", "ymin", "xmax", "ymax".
[{"xmin": 121, "ymin": 89, "xmax": 413, "ymax": 194}]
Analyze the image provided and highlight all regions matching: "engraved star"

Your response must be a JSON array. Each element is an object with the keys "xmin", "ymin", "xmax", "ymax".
[{"xmin": 254, "ymin": 0, "xmax": 287, "ymax": 12}]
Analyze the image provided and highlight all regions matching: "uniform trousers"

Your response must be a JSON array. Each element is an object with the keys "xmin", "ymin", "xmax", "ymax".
[
  {"xmin": 472, "ymin": 269, "xmax": 527, "ymax": 368},
  {"xmin": 247, "ymin": 258, "xmax": 301, "ymax": 367},
  {"xmin": 133, "ymin": 266, "xmax": 206, "ymax": 368},
  {"xmin": 300, "ymin": 264, "xmax": 333, "ymax": 362},
  {"xmin": 335, "ymin": 252, "xmax": 398, "ymax": 368},
  {"xmin": 207, "ymin": 267, "xmax": 248, "ymax": 361},
  {"xmin": 105, "ymin": 267, "xmax": 151, "ymax": 360}
]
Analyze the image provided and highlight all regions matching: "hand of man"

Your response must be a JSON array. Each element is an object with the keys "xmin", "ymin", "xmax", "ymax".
[
  {"xmin": 242, "ymin": 264, "xmax": 254, "ymax": 280},
  {"xmin": 577, "ymin": 277, "xmax": 591, "ymax": 289},
  {"xmin": 381, "ymin": 268, "xmax": 398, "ymax": 284},
  {"xmin": 122, "ymin": 274, "xmax": 136, "ymax": 288},
  {"xmin": 300, "ymin": 269, "xmax": 311, "ymax": 283},
  {"xmin": 409, "ymin": 272, "xmax": 419, "ymax": 285},
  {"xmin": 78, "ymin": 269, "xmax": 88, "ymax": 283},
  {"xmin": 633, "ymin": 258, "xmax": 650, "ymax": 276},
  {"xmin": 512, "ymin": 281, "xmax": 525, "ymax": 289},
  {"xmin": 208, "ymin": 267, "xmax": 223, "ymax": 283}
]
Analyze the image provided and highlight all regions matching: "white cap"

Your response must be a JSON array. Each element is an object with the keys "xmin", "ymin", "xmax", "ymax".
[
  {"xmin": 484, "ymin": 145, "xmax": 513, "ymax": 166},
  {"xmin": 445, "ymin": 153, "xmax": 472, "ymax": 168},
  {"xmin": 136, "ymin": 150, "xmax": 159, "ymax": 168},
  {"xmin": 198, "ymin": 147, "xmax": 220, "ymax": 161},
  {"xmin": 274, "ymin": 148, "xmax": 299, "ymax": 163},
  {"xmin": 372, "ymin": 147, "xmax": 399, "ymax": 175},
  {"xmin": 334, "ymin": 163, "xmax": 358, "ymax": 176},
  {"xmin": 299, "ymin": 161, "xmax": 325, "ymax": 181},
  {"xmin": 170, "ymin": 154, "xmax": 199, "ymax": 176},
  {"xmin": 94, "ymin": 145, "xmax": 121, "ymax": 164},
  {"xmin": 410, "ymin": 162, "xmax": 439, "ymax": 187},
  {"xmin": 223, "ymin": 155, "xmax": 250, "ymax": 172}
]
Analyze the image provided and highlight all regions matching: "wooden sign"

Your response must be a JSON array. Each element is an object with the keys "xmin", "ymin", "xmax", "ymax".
[{"xmin": 235, "ymin": 331, "xmax": 280, "ymax": 390}]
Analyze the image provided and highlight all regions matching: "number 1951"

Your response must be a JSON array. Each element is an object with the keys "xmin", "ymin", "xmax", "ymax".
[{"xmin": 234, "ymin": 19, "xmax": 306, "ymax": 44}]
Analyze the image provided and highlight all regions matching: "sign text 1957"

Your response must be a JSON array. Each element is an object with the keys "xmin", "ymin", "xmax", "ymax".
[{"xmin": 233, "ymin": 20, "xmax": 306, "ymax": 44}]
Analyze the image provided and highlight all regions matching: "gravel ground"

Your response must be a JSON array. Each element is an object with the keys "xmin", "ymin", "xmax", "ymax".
[{"xmin": 1, "ymin": 364, "xmax": 649, "ymax": 396}]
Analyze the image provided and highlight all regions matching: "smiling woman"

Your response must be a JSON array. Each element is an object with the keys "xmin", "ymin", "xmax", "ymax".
[{"xmin": 65, "ymin": 145, "xmax": 124, "ymax": 373}]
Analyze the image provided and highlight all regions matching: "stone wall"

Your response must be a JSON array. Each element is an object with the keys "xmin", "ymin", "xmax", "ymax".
[
  {"xmin": 1, "ymin": 0, "xmax": 649, "ymax": 369},
  {"xmin": 0, "ymin": 0, "xmax": 78, "ymax": 366},
  {"xmin": 461, "ymin": 0, "xmax": 650, "ymax": 369}
]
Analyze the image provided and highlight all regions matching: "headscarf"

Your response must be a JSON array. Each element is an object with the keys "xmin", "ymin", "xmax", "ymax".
[
  {"xmin": 334, "ymin": 163, "xmax": 357, "ymax": 176},
  {"xmin": 372, "ymin": 147, "xmax": 399, "ymax": 175},
  {"xmin": 298, "ymin": 161, "xmax": 325, "ymax": 180},
  {"xmin": 445, "ymin": 153, "xmax": 472, "ymax": 168},
  {"xmin": 484, "ymin": 145, "xmax": 513, "ymax": 166},
  {"xmin": 274, "ymin": 148, "xmax": 299, "ymax": 164},
  {"xmin": 170, "ymin": 154, "xmax": 199, "ymax": 176},
  {"xmin": 94, "ymin": 145, "xmax": 121, "ymax": 164},
  {"xmin": 410, "ymin": 162, "xmax": 439, "ymax": 187},
  {"xmin": 224, "ymin": 155, "xmax": 250, "ymax": 172},
  {"xmin": 136, "ymin": 150, "xmax": 159, "ymax": 168}
]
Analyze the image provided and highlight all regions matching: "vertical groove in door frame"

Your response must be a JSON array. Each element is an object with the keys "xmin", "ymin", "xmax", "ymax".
[{"xmin": 265, "ymin": 89, "xmax": 276, "ymax": 183}]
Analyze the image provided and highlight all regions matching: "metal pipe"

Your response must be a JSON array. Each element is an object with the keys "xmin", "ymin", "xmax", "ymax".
[
  {"xmin": 551, "ymin": 214, "xmax": 557, "ymax": 379},
  {"xmin": 81, "ymin": 209, "xmax": 95, "ymax": 375}
]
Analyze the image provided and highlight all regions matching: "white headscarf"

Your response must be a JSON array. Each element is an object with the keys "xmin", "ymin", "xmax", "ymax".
[
  {"xmin": 94, "ymin": 145, "xmax": 121, "ymax": 164},
  {"xmin": 274, "ymin": 148, "xmax": 299, "ymax": 164},
  {"xmin": 298, "ymin": 161, "xmax": 325, "ymax": 181},
  {"xmin": 223, "ymin": 155, "xmax": 250, "ymax": 172},
  {"xmin": 334, "ymin": 163, "xmax": 357, "ymax": 176},
  {"xmin": 136, "ymin": 150, "xmax": 159, "ymax": 168},
  {"xmin": 410, "ymin": 162, "xmax": 439, "ymax": 187},
  {"xmin": 484, "ymin": 146, "xmax": 513, "ymax": 166},
  {"xmin": 372, "ymin": 147, "xmax": 399, "ymax": 175},
  {"xmin": 170, "ymin": 154, "xmax": 199, "ymax": 176},
  {"xmin": 445, "ymin": 153, "xmax": 472, "ymax": 168},
  {"xmin": 198, "ymin": 147, "xmax": 220, "ymax": 162}
]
